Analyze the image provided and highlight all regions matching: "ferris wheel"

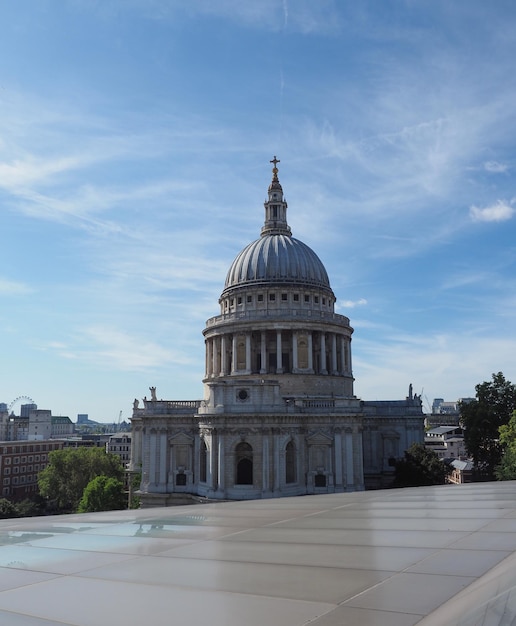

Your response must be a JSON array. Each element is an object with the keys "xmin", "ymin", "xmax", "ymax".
[{"xmin": 8, "ymin": 396, "xmax": 35, "ymax": 415}]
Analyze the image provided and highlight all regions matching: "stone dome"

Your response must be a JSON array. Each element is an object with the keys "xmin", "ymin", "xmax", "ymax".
[
  {"xmin": 221, "ymin": 157, "xmax": 334, "ymax": 299},
  {"xmin": 222, "ymin": 234, "xmax": 331, "ymax": 295}
]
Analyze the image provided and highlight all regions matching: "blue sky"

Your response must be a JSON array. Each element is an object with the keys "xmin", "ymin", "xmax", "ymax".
[{"xmin": 1, "ymin": 1, "xmax": 515, "ymax": 421}]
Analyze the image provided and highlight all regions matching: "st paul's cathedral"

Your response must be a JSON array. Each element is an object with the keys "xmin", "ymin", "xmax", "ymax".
[{"xmin": 130, "ymin": 159, "xmax": 424, "ymax": 506}]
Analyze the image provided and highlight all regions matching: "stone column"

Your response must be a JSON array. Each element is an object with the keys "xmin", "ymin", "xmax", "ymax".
[
  {"xmin": 206, "ymin": 339, "xmax": 212, "ymax": 377},
  {"xmin": 346, "ymin": 430, "xmax": 354, "ymax": 488},
  {"xmin": 149, "ymin": 431, "xmax": 157, "ymax": 485},
  {"xmin": 159, "ymin": 431, "xmax": 167, "ymax": 490},
  {"xmin": 340, "ymin": 335, "xmax": 346, "ymax": 374},
  {"xmin": 292, "ymin": 330, "xmax": 298, "ymax": 370},
  {"xmin": 307, "ymin": 332, "xmax": 313, "ymax": 371},
  {"xmin": 129, "ymin": 426, "xmax": 142, "ymax": 470},
  {"xmin": 212, "ymin": 337, "xmax": 218, "ymax": 377},
  {"xmin": 276, "ymin": 330, "xmax": 283, "ymax": 373},
  {"xmin": 209, "ymin": 432, "xmax": 217, "ymax": 491},
  {"xmin": 334, "ymin": 430, "xmax": 343, "ymax": 489},
  {"xmin": 220, "ymin": 335, "xmax": 227, "ymax": 376},
  {"xmin": 245, "ymin": 333, "xmax": 252, "ymax": 373},
  {"xmin": 320, "ymin": 332, "xmax": 327, "ymax": 374},
  {"xmin": 262, "ymin": 435, "xmax": 270, "ymax": 493},
  {"xmin": 331, "ymin": 333, "xmax": 338, "ymax": 375},
  {"xmin": 231, "ymin": 335, "xmax": 237, "ymax": 374},
  {"xmin": 260, "ymin": 331, "xmax": 267, "ymax": 374},
  {"xmin": 273, "ymin": 432, "xmax": 281, "ymax": 491},
  {"xmin": 217, "ymin": 432, "xmax": 225, "ymax": 494}
]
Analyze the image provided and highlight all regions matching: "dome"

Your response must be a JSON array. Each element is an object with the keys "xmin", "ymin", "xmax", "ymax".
[
  {"xmin": 222, "ymin": 234, "xmax": 332, "ymax": 295},
  {"xmin": 221, "ymin": 157, "xmax": 334, "ymax": 299}
]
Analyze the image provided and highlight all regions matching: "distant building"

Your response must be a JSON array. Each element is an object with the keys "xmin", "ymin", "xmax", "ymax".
[
  {"xmin": 0, "ymin": 439, "xmax": 64, "ymax": 500},
  {"xmin": 0, "ymin": 405, "xmax": 75, "ymax": 442},
  {"xmin": 107, "ymin": 433, "xmax": 131, "ymax": 466},
  {"xmin": 446, "ymin": 458, "xmax": 474, "ymax": 484},
  {"xmin": 425, "ymin": 426, "xmax": 466, "ymax": 459},
  {"xmin": 426, "ymin": 397, "xmax": 475, "ymax": 428},
  {"xmin": 20, "ymin": 403, "xmax": 37, "ymax": 418},
  {"xmin": 76, "ymin": 414, "xmax": 99, "ymax": 426},
  {"xmin": 51, "ymin": 416, "xmax": 74, "ymax": 438}
]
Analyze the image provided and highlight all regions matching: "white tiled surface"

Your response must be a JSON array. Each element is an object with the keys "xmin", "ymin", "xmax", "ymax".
[{"xmin": 1, "ymin": 482, "xmax": 516, "ymax": 625}]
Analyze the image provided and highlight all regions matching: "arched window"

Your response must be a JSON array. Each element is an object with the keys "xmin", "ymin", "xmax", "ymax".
[
  {"xmin": 235, "ymin": 442, "xmax": 253, "ymax": 485},
  {"xmin": 285, "ymin": 441, "xmax": 296, "ymax": 484},
  {"xmin": 199, "ymin": 439, "xmax": 207, "ymax": 483}
]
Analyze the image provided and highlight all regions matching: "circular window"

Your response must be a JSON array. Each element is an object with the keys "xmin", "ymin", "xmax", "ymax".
[{"xmin": 238, "ymin": 389, "xmax": 248, "ymax": 401}]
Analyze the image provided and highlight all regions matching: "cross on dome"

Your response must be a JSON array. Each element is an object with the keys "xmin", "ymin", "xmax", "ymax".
[{"xmin": 270, "ymin": 156, "xmax": 280, "ymax": 179}]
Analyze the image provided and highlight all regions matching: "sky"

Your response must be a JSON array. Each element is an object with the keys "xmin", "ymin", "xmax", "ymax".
[{"xmin": 1, "ymin": 1, "xmax": 516, "ymax": 421}]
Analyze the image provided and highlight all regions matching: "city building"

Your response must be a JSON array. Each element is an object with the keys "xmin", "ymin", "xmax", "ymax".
[
  {"xmin": 424, "ymin": 426, "xmax": 467, "ymax": 459},
  {"xmin": 107, "ymin": 433, "xmax": 131, "ymax": 466},
  {"xmin": 426, "ymin": 397, "xmax": 475, "ymax": 428},
  {"xmin": 130, "ymin": 160, "xmax": 425, "ymax": 506},
  {"xmin": 0, "ymin": 404, "xmax": 74, "ymax": 441},
  {"xmin": 0, "ymin": 439, "xmax": 64, "ymax": 500}
]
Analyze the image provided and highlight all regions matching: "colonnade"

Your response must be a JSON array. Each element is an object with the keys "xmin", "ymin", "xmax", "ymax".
[{"xmin": 205, "ymin": 328, "xmax": 351, "ymax": 378}]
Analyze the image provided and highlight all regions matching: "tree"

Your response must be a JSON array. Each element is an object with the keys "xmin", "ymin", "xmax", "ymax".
[
  {"xmin": 460, "ymin": 372, "xmax": 516, "ymax": 479},
  {"xmin": 0, "ymin": 497, "xmax": 45, "ymax": 519},
  {"xmin": 77, "ymin": 476, "xmax": 126, "ymax": 513},
  {"xmin": 0, "ymin": 498, "xmax": 21, "ymax": 519},
  {"xmin": 393, "ymin": 443, "xmax": 450, "ymax": 487},
  {"xmin": 495, "ymin": 410, "xmax": 516, "ymax": 480},
  {"xmin": 38, "ymin": 447, "xmax": 124, "ymax": 512}
]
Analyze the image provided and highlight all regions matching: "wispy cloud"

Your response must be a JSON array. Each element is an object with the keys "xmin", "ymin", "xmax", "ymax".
[
  {"xmin": 354, "ymin": 332, "xmax": 516, "ymax": 403},
  {"xmin": 339, "ymin": 298, "xmax": 367, "ymax": 309},
  {"xmin": 469, "ymin": 200, "xmax": 515, "ymax": 223},
  {"xmin": 0, "ymin": 278, "xmax": 33, "ymax": 295},
  {"xmin": 130, "ymin": 0, "xmax": 341, "ymax": 34},
  {"xmin": 484, "ymin": 160, "xmax": 509, "ymax": 173},
  {"xmin": 48, "ymin": 326, "xmax": 192, "ymax": 372}
]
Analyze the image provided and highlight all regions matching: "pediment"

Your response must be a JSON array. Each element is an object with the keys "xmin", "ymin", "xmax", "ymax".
[
  {"xmin": 169, "ymin": 432, "xmax": 194, "ymax": 446},
  {"xmin": 306, "ymin": 431, "xmax": 333, "ymax": 446}
]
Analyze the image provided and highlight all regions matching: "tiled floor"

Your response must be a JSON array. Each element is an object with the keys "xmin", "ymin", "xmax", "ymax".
[{"xmin": 1, "ymin": 482, "xmax": 516, "ymax": 625}]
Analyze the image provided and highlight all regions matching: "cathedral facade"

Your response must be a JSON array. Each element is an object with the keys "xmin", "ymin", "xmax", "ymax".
[{"xmin": 130, "ymin": 159, "xmax": 424, "ymax": 506}]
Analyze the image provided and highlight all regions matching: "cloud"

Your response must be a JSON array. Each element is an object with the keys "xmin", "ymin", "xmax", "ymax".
[
  {"xmin": 48, "ymin": 326, "xmax": 192, "ymax": 372},
  {"xmin": 353, "ymin": 332, "xmax": 516, "ymax": 404},
  {"xmin": 339, "ymin": 298, "xmax": 367, "ymax": 309},
  {"xmin": 0, "ymin": 155, "xmax": 89, "ymax": 189},
  {"xmin": 0, "ymin": 278, "xmax": 33, "ymax": 295},
  {"xmin": 469, "ymin": 200, "xmax": 515, "ymax": 223},
  {"xmin": 484, "ymin": 160, "xmax": 508, "ymax": 173},
  {"xmin": 115, "ymin": 0, "xmax": 341, "ymax": 34}
]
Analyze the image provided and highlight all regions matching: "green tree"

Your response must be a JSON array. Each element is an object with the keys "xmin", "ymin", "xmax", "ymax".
[
  {"xmin": 77, "ymin": 475, "xmax": 126, "ymax": 513},
  {"xmin": 460, "ymin": 372, "xmax": 516, "ymax": 479},
  {"xmin": 0, "ymin": 498, "xmax": 22, "ymax": 518},
  {"xmin": 393, "ymin": 443, "xmax": 450, "ymax": 487},
  {"xmin": 495, "ymin": 410, "xmax": 516, "ymax": 480},
  {"xmin": 38, "ymin": 447, "xmax": 124, "ymax": 512},
  {"xmin": 0, "ymin": 496, "xmax": 47, "ymax": 519},
  {"xmin": 129, "ymin": 471, "xmax": 141, "ymax": 509}
]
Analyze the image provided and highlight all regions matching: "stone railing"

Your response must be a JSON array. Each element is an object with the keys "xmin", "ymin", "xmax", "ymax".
[
  {"xmin": 298, "ymin": 399, "xmax": 336, "ymax": 409},
  {"xmin": 205, "ymin": 309, "xmax": 350, "ymax": 328},
  {"xmin": 141, "ymin": 400, "xmax": 202, "ymax": 415}
]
